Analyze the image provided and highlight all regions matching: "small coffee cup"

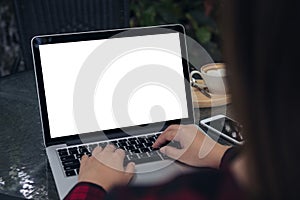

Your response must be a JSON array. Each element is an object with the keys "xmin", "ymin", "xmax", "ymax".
[{"xmin": 190, "ymin": 63, "xmax": 229, "ymax": 94}]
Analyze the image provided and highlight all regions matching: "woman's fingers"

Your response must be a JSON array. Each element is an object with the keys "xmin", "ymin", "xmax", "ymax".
[
  {"xmin": 152, "ymin": 125, "xmax": 181, "ymax": 148},
  {"xmin": 114, "ymin": 148, "xmax": 126, "ymax": 159},
  {"xmin": 160, "ymin": 146, "xmax": 183, "ymax": 160},
  {"xmin": 92, "ymin": 146, "xmax": 103, "ymax": 156},
  {"xmin": 80, "ymin": 155, "xmax": 89, "ymax": 163},
  {"xmin": 125, "ymin": 162, "xmax": 135, "ymax": 174},
  {"xmin": 124, "ymin": 162, "xmax": 135, "ymax": 181},
  {"xmin": 103, "ymin": 144, "xmax": 117, "ymax": 152}
]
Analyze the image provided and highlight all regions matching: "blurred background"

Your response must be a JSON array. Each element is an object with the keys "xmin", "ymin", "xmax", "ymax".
[
  {"xmin": 0, "ymin": 0, "xmax": 24, "ymax": 77},
  {"xmin": 0, "ymin": 1, "xmax": 224, "ymax": 198},
  {"xmin": 0, "ymin": 0, "xmax": 222, "ymax": 77}
]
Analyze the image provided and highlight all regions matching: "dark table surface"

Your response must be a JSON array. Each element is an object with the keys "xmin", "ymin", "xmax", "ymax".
[{"xmin": 0, "ymin": 70, "xmax": 234, "ymax": 199}]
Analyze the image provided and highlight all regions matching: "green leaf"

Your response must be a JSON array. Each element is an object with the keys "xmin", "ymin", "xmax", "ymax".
[{"xmin": 196, "ymin": 26, "xmax": 211, "ymax": 44}]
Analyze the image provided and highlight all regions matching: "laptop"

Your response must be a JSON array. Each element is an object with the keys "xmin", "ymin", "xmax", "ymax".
[{"xmin": 31, "ymin": 24, "xmax": 195, "ymax": 199}]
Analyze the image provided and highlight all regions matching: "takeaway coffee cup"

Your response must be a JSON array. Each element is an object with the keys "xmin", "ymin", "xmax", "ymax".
[{"xmin": 190, "ymin": 63, "xmax": 229, "ymax": 94}]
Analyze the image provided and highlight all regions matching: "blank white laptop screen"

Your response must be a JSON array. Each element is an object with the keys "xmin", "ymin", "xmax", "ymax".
[{"xmin": 38, "ymin": 33, "xmax": 188, "ymax": 138}]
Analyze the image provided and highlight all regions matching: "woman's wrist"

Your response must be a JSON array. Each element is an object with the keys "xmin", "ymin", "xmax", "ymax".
[{"xmin": 212, "ymin": 144, "xmax": 231, "ymax": 169}]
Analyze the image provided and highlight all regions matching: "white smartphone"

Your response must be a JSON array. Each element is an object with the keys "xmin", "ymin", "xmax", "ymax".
[{"xmin": 200, "ymin": 114, "xmax": 244, "ymax": 145}]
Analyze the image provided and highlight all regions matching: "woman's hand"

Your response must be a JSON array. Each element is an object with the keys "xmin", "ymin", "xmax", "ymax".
[
  {"xmin": 153, "ymin": 124, "xmax": 230, "ymax": 168},
  {"xmin": 78, "ymin": 145, "xmax": 135, "ymax": 191}
]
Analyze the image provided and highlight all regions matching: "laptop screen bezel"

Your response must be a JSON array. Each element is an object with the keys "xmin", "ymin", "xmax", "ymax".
[{"xmin": 31, "ymin": 24, "xmax": 194, "ymax": 147}]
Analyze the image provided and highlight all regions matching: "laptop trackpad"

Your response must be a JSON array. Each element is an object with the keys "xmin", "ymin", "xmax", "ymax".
[{"xmin": 131, "ymin": 160, "xmax": 195, "ymax": 186}]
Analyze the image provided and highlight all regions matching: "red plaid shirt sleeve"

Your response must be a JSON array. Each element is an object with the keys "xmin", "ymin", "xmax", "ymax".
[
  {"xmin": 64, "ymin": 182, "xmax": 106, "ymax": 200},
  {"xmin": 64, "ymin": 147, "xmax": 243, "ymax": 200}
]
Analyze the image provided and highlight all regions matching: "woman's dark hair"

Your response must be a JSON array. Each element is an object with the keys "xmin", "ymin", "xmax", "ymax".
[{"xmin": 221, "ymin": 0, "xmax": 300, "ymax": 199}]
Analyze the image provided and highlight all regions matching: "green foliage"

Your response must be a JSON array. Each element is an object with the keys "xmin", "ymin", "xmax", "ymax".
[{"xmin": 130, "ymin": 0, "xmax": 222, "ymax": 61}]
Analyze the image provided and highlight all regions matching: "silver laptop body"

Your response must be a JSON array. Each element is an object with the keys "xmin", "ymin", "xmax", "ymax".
[{"xmin": 31, "ymin": 24, "xmax": 195, "ymax": 199}]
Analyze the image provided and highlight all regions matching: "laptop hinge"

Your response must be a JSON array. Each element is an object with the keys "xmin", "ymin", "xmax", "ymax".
[
  {"xmin": 65, "ymin": 133, "xmax": 115, "ymax": 146},
  {"xmin": 66, "ymin": 139, "xmax": 83, "ymax": 146}
]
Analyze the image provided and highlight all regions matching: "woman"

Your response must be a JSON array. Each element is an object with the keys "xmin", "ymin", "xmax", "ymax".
[{"xmin": 65, "ymin": 0, "xmax": 300, "ymax": 199}]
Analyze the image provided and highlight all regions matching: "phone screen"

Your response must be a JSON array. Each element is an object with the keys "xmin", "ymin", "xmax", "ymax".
[{"xmin": 204, "ymin": 117, "xmax": 243, "ymax": 142}]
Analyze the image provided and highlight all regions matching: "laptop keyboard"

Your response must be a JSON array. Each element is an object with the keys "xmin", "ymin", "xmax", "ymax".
[{"xmin": 56, "ymin": 132, "xmax": 181, "ymax": 177}]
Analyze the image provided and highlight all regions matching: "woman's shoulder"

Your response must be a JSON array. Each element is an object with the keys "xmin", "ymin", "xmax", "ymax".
[{"xmin": 108, "ymin": 167, "xmax": 244, "ymax": 200}]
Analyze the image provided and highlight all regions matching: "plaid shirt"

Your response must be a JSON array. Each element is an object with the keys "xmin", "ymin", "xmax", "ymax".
[{"xmin": 64, "ymin": 148, "xmax": 244, "ymax": 200}]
